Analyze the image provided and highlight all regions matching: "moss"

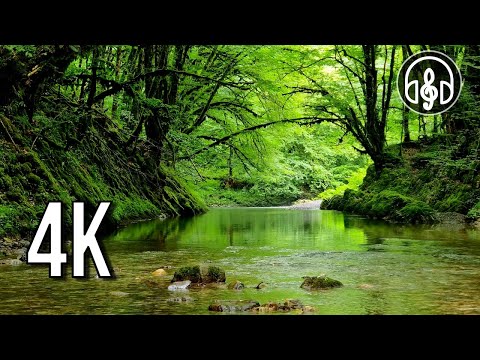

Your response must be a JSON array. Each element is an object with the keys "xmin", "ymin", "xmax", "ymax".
[
  {"xmin": 172, "ymin": 266, "xmax": 202, "ymax": 283},
  {"xmin": 300, "ymin": 275, "xmax": 343, "ymax": 290},
  {"xmin": 204, "ymin": 266, "xmax": 226, "ymax": 283},
  {"xmin": 396, "ymin": 201, "xmax": 435, "ymax": 223},
  {"xmin": 327, "ymin": 135, "xmax": 480, "ymax": 223},
  {"xmin": 368, "ymin": 190, "xmax": 409, "ymax": 218},
  {"xmin": 0, "ymin": 113, "xmax": 206, "ymax": 249},
  {"xmin": 111, "ymin": 195, "xmax": 159, "ymax": 224},
  {"xmin": 0, "ymin": 205, "xmax": 16, "ymax": 237}
]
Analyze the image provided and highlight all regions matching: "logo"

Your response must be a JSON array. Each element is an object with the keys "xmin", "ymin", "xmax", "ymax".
[{"xmin": 397, "ymin": 50, "xmax": 462, "ymax": 115}]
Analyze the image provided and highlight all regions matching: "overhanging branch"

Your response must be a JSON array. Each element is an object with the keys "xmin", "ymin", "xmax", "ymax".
[{"xmin": 178, "ymin": 116, "xmax": 338, "ymax": 160}]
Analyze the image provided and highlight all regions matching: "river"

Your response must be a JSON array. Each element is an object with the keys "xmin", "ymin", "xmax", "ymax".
[{"xmin": 1, "ymin": 208, "xmax": 480, "ymax": 314}]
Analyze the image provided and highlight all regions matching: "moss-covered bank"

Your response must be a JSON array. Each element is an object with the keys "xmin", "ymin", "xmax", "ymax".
[
  {"xmin": 0, "ymin": 113, "xmax": 206, "ymax": 256},
  {"xmin": 323, "ymin": 133, "xmax": 480, "ymax": 223}
]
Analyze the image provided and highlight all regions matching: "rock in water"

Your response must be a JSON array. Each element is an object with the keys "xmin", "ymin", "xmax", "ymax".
[
  {"xmin": 0, "ymin": 259, "xmax": 23, "ymax": 266},
  {"xmin": 172, "ymin": 265, "xmax": 226, "ymax": 283},
  {"xmin": 208, "ymin": 300, "xmax": 260, "ymax": 312},
  {"xmin": 203, "ymin": 266, "xmax": 226, "ymax": 283},
  {"xmin": 152, "ymin": 268, "xmax": 168, "ymax": 277},
  {"xmin": 167, "ymin": 296, "xmax": 194, "ymax": 303},
  {"xmin": 172, "ymin": 266, "xmax": 202, "ymax": 283},
  {"xmin": 168, "ymin": 280, "xmax": 191, "ymax": 291},
  {"xmin": 227, "ymin": 280, "xmax": 244, "ymax": 290},
  {"xmin": 300, "ymin": 275, "xmax": 343, "ymax": 290}
]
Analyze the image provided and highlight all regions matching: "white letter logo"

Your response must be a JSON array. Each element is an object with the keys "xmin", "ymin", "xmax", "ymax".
[{"xmin": 398, "ymin": 50, "xmax": 462, "ymax": 115}]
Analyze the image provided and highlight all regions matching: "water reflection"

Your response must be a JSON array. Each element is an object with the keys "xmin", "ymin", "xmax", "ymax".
[{"xmin": 2, "ymin": 208, "xmax": 480, "ymax": 314}]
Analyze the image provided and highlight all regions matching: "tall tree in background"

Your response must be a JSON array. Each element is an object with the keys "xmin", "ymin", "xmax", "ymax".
[{"xmin": 286, "ymin": 45, "xmax": 396, "ymax": 172}]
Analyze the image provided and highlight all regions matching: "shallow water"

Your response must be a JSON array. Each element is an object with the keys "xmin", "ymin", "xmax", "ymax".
[{"xmin": 1, "ymin": 208, "xmax": 480, "ymax": 314}]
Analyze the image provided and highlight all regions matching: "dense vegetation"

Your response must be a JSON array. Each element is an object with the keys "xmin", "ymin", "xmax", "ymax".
[{"xmin": 1, "ymin": 45, "xmax": 480, "ymax": 255}]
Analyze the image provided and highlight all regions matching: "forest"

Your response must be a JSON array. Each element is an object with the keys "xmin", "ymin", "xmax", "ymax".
[
  {"xmin": 0, "ymin": 44, "xmax": 480, "ymax": 313},
  {"xmin": 1, "ymin": 44, "xmax": 480, "ymax": 254}
]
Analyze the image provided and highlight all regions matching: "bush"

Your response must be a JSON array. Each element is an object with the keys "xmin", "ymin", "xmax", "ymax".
[{"xmin": 467, "ymin": 201, "xmax": 480, "ymax": 220}]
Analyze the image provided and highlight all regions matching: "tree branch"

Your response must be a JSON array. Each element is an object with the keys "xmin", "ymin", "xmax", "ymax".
[
  {"xmin": 178, "ymin": 117, "xmax": 337, "ymax": 160},
  {"xmin": 71, "ymin": 68, "xmax": 253, "ymax": 104}
]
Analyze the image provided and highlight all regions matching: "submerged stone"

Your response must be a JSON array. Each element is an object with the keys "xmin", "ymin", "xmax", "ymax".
[
  {"xmin": 227, "ymin": 280, "xmax": 244, "ymax": 290},
  {"xmin": 167, "ymin": 296, "xmax": 194, "ymax": 303},
  {"xmin": 208, "ymin": 299, "xmax": 315, "ymax": 313},
  {"xmin": 168, "ymin": 280, "xmax": 192, "ymax": 291},
  {"xmin": 152, "ymin": 268, "xmax": 168, "ymax": 277},
  {"xmin": 208, "ymin": 300, "xmax": 260, "ymax": 312},
  {"xmin": 300, "ymin": 275, "xmax": 343, "ymax": 290},
  {"xmin": 0, "ymin": 259, "xmax": 23, "ymax": 266}
]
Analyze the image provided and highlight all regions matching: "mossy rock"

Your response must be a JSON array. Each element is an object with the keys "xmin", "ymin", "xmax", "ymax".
[
  {"xmin": 300, "ymin": 275, "xmax": 343, "ymax": 290},
  {"xmin": 172, "ymin": 266, "xmax": 202, "ymax": 283},
  {"xmin": 172, "ymin": 265, "xmax": 226, "ymax": 284},
  {"xmin": 227, "ymin": 280, "xmax": 244, "ymax": 290},
  {"xmin": 203, "ymin": 266, "xmax": 226, "ymax": 283}
]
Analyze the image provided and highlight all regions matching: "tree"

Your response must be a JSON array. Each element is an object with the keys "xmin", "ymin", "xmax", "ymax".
[{"xmin": 285, "ymin": 45, "xmax": 396, "ymax": 173}]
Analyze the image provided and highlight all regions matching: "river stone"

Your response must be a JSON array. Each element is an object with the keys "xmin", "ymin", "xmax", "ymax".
[
  {"xmin": 152, "ymin": 268, "xmax": 168, "ymax": 276},
  {"xmin": 302, "ymin": 306, "xmax": 316, "ymax": 313},
  {"xmin": 227, "ymin": 280, "xmax": 244, "ymax": 290},
  {"xmin": 168, "ymin": 280, "xmax": 191, "ymax": 291},
  {"xmin": 208, "ymin": 300, "xmax": 260, "ymax": 312},
  {"xmin": 301, "ymin": 275, "xmax": 343, "ymax": 290},
  {"xmin": 167, "ymin": 296, "xmax": 194, "ymax": 303},
  {"xmin": 0, "ymin": 259, "xmax": 23, "ymax": 266},
  {"xmin": 14, "ymin": 247, "xmax": 27, "ymax": 261},
  {"xmin": 283, "ymin": 299, "xmax": 303, "ymax": 309}
]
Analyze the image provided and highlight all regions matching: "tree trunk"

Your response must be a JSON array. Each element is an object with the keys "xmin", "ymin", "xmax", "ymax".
[
  {"xmin": 402, "ymin": 105, "xmax": 411, "ymax": 142},
  {"xmin": 111, "ymin": 47, "xmax": 122, "ymax": 120},
  {"xmin": 86, "ymin": 47, "xmax": 99, "ymax": 108}
]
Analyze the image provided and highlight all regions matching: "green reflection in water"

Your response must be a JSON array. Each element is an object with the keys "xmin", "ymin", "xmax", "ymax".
[{"xmin": 1, "ymin": 208, "xmax": 480, "ymax": 314}]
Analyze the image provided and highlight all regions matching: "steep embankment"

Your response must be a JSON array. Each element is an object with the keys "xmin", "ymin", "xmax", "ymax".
[
  {"xmin": 324, "ymin": 133, "xmax": 480, "ymax": 224},
  {"xmin": 0, "ymin": 113, "xmax": 206, "ymax": 258}
]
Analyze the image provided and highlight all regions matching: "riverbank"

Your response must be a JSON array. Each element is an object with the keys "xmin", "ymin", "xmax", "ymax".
[
  {"xmin": 323, "ymin": 134, "xmax": 480, "ymax": 224},
  {"xmin": 0, "ymin": 113, "xmax": 206, "ymax": 259}
]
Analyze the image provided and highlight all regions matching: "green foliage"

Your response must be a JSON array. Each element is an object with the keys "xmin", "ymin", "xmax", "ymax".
[
  {"xmin": 3, "ymin": 43, "xmax": 480, "ymax": 249},
  {"xmin": 467, "ymin": 201, "xmax": 480, "ymax": 219},
  {"xmin": 0, "ymin": 205, "xmax": 16, "ymax": 237},
  {"xmin": 318, "ymin": 167, "xmax": 367, "ymax": 201},
  {"xmin": 111, "ymin": 195, "xmax": 159, "ymax": 224},
  {"xmin": 397, "ymin": 201, "xmax": 435, "ymax": 223}
]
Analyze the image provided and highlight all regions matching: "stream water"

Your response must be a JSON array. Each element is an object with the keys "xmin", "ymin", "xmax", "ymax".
[{"xmin": 1, "ymin": 208, "xmax": 480, "ymax": 314}]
